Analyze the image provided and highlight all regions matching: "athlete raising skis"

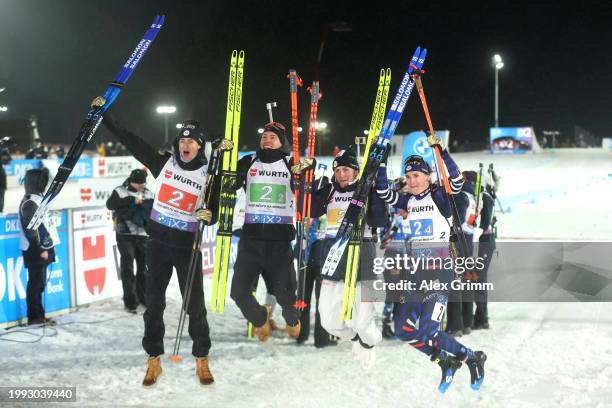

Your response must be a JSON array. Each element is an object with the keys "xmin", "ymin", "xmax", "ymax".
[
  {"xmin": 314, "ymin": 148, "xmax": 387, "ymax": 369},
  {"xmin": 103, "ymin": 114, "xmax": 232, "ymax": 387},
  {"xmin": 375, "ymin": 135, "xmax": 487, "ymax": 393},
  {"xmin": 230, "ymin": 122, "xmax": 312, "ymax": 342}
]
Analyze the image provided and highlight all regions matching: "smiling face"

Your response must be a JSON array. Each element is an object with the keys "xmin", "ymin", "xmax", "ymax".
[
  {"xmin": 405, "ymin": 171, "xmax": 431, "ymax": 195},
  {"xmin": 334, "ymin": 166, "xmax": 359, "ymax": 188},
  {"xmin": 260, "ymin": 131, "xmax": 282, "ymax": 150},
  {"xmin": 178, "ymin": 137, "xmax": 200, "ymax": 162}
]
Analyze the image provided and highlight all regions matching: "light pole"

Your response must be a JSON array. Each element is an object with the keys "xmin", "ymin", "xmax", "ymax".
[
  {"xmin": 315, "ymin": 22, "xmax": 352, "ymax": 80},
  {"xmin": 492, "ymin": 54, "xmax": 504, "ymax": 128},
  {"xmin": 156, "ymin": 105, "xmax": 176, "ymax": 144}
]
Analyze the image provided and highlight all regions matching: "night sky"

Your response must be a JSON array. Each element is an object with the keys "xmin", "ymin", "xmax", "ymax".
[{"xmin": 0, "ymin": 0, "xmax": 611, "ymax": 152}]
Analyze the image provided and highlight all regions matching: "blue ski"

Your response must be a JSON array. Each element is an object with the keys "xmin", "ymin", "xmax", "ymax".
[
  {"xmin": 28, "ymin": 15, "xmax": 165, "ymax": 230},
  {"xmin": 321, "ymin": 46, "xmax": 427, "ymax": 277}
]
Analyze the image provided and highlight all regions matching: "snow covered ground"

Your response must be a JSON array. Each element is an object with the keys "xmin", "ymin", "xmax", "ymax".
[
  {"xmin": 1, "ymin": 148, "xmax": 611, "ymax": 407},
  {"xmin": 2, "ymin": 276, "xmax": 612, "ymax": 407}
]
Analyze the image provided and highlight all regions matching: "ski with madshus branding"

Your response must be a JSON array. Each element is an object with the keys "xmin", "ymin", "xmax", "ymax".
[
  {"xmin": 211, "ymin": 50, "xmax": 245, "ymax": 314},
  {"xmin": 27, "ymin": 15, "xmax": 165, "ymax": 231},
  {"xmin": 321, "ymin": 47, "xmax": 427, "ymax": 309}
]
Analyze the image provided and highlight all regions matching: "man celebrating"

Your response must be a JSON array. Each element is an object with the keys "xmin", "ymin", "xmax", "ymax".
[
  {"xmin": 104, "ymin": 114, "xmax": 231, "ymax": 387},
  {"xmin": 231, "ymin": 122, "xmax": 311, "ymax": 342}
]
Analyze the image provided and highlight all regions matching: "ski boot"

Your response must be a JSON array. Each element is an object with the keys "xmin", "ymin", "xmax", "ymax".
[
  {"xmin": 466, "ymin": 351, "xmax": 487, "ymax": 390},
  {"xmin": 431, "ymin": 351, "xmax": 462, "ymax": 394},
  {"xmin": 142, "ymin": 356, "xmax": 162, "ymax": 387},
  {"xmin": 196, "ymin": 357, "xmax": 214, "ymax": 386},
  {"xmin": 253, "ymin": 305, "xmax": 272, "ymax": 342}
]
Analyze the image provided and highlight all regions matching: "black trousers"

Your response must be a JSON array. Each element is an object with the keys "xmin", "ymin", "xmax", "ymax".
[
  {"xmin": 446, "ymin": 239, "xmax": 474, "ymax": 332},
  {"xmin": 25, "ymin": 262, "xmax": 46, "ymax": 321},
  {"xmin": 142, "ymin": 239, "xmax": 211, "ymax": 358},
  {"xmin": 474, "ymin": 235, "xmax": 495, "ymax": 326},
  {"xmin": 231, "ymin": 238, "xmax": 298, "ymax": 327},
  {"xmin": 116, "ymin": 234, "xmax": 147, "ymax": 309}
]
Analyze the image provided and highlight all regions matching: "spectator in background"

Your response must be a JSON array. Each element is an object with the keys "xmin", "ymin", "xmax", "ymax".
[
  {"xmin": 54, "ymin": 145, "xmax": 66, "ymax": 159},
  {"xmin": 0, "ymin": 137, "xmax": 14, "ymax": 212},
  {"xmin": 0, "ymin": 159, "xmax": 6, "ymax": 212},
  {"xmin": 106, "ymin": 169, "xmax": 154, "ymax": 313},
  {"xmin": 25, "ymin": 140, "xmax": 49, "ymax": 159},
  {"xmin": 18, "ymin": 168, "xmax": 57, "ymax": 325}
]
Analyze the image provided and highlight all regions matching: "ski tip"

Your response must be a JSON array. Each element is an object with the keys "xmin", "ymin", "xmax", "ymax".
[
  {"xmin": 153, "ymin": 14, "xmax": 165, "ymax": 27},
  {"xmin": 169, "ymin": 354, "xmax": 182, "ymax": 363},
  {"xmin": 420, "ymin": 48, "xmax": 428, "ymax": 61}
]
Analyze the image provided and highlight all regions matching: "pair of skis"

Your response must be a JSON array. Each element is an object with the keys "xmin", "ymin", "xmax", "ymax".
[
  {"xmin": 211, "ymin": 50, "xmax": 245, "ymax": 314},
  {"xmin": 210, "ymin": 50, "xmax": 244, "ymax": 313},
  {"xmin": 339, "ymin": 68, "xmax": 391, "ymax": 321},
  {"xmin": 295, "ymin": 80, "xmax": 322, "ymax": 310},
  {"xmin": 27, "ymin": 15, "xmax": 165, "ymax": 231},
  {"xmin": 321, "ymin": 46, "xmax": 427, "ymax": 292}
]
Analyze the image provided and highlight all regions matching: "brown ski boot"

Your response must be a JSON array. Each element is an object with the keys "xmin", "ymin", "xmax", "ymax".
[
  {"xmin": 142, "ymin": 356, "xmax": 162, "ymax": 387},
  {"xmin": 286, "ymin": 320, "xmax": 301, "ymax": 339},
  {"xmin": 253, "ymin": 305, "xmax": 272, "ymax": 342},
  {"xmin": 196, "ymin": 357, "xmax": 214, "ymax": 386}
]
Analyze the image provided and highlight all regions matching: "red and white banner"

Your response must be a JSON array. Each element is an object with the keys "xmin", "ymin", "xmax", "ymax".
[
  {"xmin": 72, "ymin": 207, "xmax": 113, "ymax": 229},
  {"xmin": 73, "ymin": 214, "xmax": 121, "ymax": 305},
  {"xmin": 93, "ymin": 156, "xmax": 144, "ymax": 178}
]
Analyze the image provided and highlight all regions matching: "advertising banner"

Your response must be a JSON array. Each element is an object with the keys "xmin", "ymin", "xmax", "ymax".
[
  {"xmin": 490, "ymin": 127, "xmax": 535, "ymax": 153},
  {"xmin": 0, "ymin": 211, "xmax": 70, "ymax": 326}
]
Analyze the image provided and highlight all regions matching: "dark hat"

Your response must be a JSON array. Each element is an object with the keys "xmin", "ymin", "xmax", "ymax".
[
  {"xmin": 129, "ymin": 168, "xmax": 147, "ymax": 184},
  {"xmin": 261, "ymin": 121, "xmax": 290, "ymax": 152},
  {"xmin": 332, "ymin": 147, "xmax": 360, "ymax": 171},
  {"xmin": 176, "ymin": 120, "xmax": 205, "ymax": 146},
  {"xmin": 173, "ymin": 120, "xmax": 207, "ymax": 168},
  {"xmin": 404, "ymin": 155, "xmax": 431, "ymax": 174}
]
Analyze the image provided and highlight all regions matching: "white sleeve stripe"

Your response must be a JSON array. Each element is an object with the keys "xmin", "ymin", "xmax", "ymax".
[{"xmin": 376, "ymin": 188, "xmax": 398, "ymax": 205}]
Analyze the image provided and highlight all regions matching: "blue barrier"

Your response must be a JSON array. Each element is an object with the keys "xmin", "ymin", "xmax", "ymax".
[{"xmin": 0, "ymin": 211, "xmax": 71, "ymax": 325}]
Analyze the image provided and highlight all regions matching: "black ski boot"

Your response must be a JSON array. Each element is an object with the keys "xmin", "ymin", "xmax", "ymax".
[
  {"xmin": 431, "ymin": 351, "xmax": 462, "ymax": 394},
  {"xmin": 466, "ymin": 351, "xmax": 487, "ymax": 390}
]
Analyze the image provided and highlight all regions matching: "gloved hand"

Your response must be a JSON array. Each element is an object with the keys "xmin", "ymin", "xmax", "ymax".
[
  {"xmin": 291, "ymin": 158, "xmax": 314, "ymax": 174},
  {"xmin": 195, "ymin": 208, "xmax": 213, "ymax": 223},
  {"xmin": 427, "ymin": 132, "xmax": 445, "ymax": 150},
  {"xmin": 217, "ymin": 138, "xmax": 234, "ymax": 152},
  {"xmin": 375, "ymin": 164, "xmax": 389, "ymax": 190}
]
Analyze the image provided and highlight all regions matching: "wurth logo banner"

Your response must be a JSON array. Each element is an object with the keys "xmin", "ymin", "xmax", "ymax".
[
  {"xmin": 76, "ymin": 178, "xmax": 124, "ymax": 207},
  {"xmin": 93, "ymin": 156, "xmax": 143, "ymax": 178},
  {"xmin": 0, "ymin": 212, "xmax": 70, "ymax": 327},
  {"xmin": 73, "ymin": 208, "xmax": 113, "ymax": 229},
  {"xmin": 73, "ymin": 224, "xmax": 121, "ymax": 306},
  {"xmin": 76, "ymin": 175, "xmax": 158, "ymax": 207}
]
